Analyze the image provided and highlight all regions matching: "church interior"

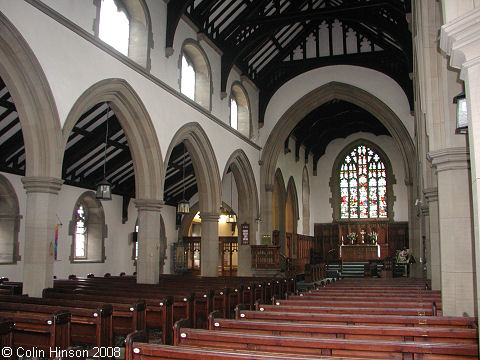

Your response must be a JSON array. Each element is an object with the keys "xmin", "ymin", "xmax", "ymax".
[{"xmin": 0, "ymin": 0, "xmax": 480, "ymax": 358}]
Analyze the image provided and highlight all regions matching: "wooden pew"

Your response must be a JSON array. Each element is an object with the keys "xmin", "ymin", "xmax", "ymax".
[
  {"xmin": 0, "ymin": 318, "xmax": 13, "ymax": 349},
  {"xmin": 173, "ymin": 320, "xmax": 478, "ymax": 359},
  {"xmin": 256, "ymin": 303, "xmax": 436, "ymax": 317},
  {"xmin": 0, "ymin": 310, "xmax": 71, "ymax": 357},
  {"xmin": 0, "ymin": 300, "xmax": 112, "ymax": 348},
  {"xmin": 236, "ymin": 308, "xmax": 477, "ymax": 329},
  {"xmin": 0, "ymin": 293, "xmax": 143, "ymax": 340},
  {"xmin": 210, "ymin": 311, "xmax": 478, "ymax": 344},
  {"xmin": 125, "ymin": 330, "xmax": 357, "ymax": 360},
  {"xmin": 44, "ymin": 287, "xmax": 173, "ymax": 345}
]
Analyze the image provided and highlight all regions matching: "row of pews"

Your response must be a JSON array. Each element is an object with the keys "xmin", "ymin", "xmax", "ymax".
[
  {"xmin": 0, "ymin": 274, "xmax": 293, "ymax": 359},
  {"xmin": 127, "ymin": 277, "xmax": 479, "ymax": 360}
]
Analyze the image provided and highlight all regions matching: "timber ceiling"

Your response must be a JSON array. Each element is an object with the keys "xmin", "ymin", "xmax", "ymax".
[
  {"xmin": 0, "ymin": 0, "xmax": 412, "ymax": 209},
  {"xmin": 171, "ymin": 0, "xmax": 413, "ymax": 123}
]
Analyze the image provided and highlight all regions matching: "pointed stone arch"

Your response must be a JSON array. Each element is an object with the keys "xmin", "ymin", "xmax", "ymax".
[
  {"xmin": 62, "ymin": 78, "xmax": 163, "ymax": 200},
  {"xmin": 164, "ymin": 123, "xmax": 221, "ymax": 276},
  {"xmin": 260, "ymin": 82, "xmax": 416, "ymax": 239},
  {"xmin": 164, "ymin": 123, "xmax": 222, "ymax": 215},
  {"xmin": 0, "ymin": 12, "xmax": 62, "ymax": 178},
  {"xmin": 223, "ymin": 149, "xmax": 259, "ymax": 276}
]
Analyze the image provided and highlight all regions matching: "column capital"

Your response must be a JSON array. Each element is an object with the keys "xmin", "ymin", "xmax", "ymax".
[
  {"xmin": 421, "ymin": 205, "xmax": 429, "ymax": 216},
  {"xmin": 423, "ymin": 187, "xmax": 439, "ymax": 203},
  {"xmin": 134, "ymin": 199, "xmax": 163, "ymax": 212},
  {"xmin": 440, "ymin": 7, "xmax": 480, "ymax": 79},
  {"xmin": 21, "ymin": 176, "xmax": 63, "ymax": 194},
  {"xmin": 427, "ymin": 147, "xmax": 470, "ymax": 173},
  {"xmin": 265, "ymin": 184, "xmax": 274, "ymax": 192},
  {"xmin": 200, "ymin": 212, "xmax": 219, "ymax": 222}
]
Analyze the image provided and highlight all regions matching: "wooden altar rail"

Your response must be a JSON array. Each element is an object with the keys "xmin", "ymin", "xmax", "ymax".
[{"xmin": 251, "ymin": 245, "xmax": 281, "ymax": 269}]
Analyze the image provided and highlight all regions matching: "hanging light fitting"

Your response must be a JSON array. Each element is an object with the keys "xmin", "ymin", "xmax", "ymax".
[{"xmin": 96, "ymin": 102, "xmax": 112, "ymax": 200}]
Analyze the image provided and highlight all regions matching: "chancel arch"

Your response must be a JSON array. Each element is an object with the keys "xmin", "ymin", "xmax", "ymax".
[{"xmin": 260, "ymin": 82, "xmax": 416, "ymax": 251}]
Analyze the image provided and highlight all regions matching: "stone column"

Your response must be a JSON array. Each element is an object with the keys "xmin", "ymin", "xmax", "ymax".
[
  {"xmin": 21, "ymin": 176, "xmax": 63, "ymax": 297},
  {"xmin": 200, "ymin": 213, "xmax": 219, "ymax": 276},
  {"xmin": 236, "ymin": 216, "xmax": 255, "ymax": 277},
  {"xmin": 260, "ymin": 184, "xmax": 274, "ymax": 241},
  {"xmin": 424, "ymin": 187, "xmax": 440, "ymax": 290},
  {"xmin": 429, "ymin": 148, "xmax": 474, "ymax": 316},
  {"xmin": 135, "ymin": 199, "xmax": 162, "ymax": 284}
]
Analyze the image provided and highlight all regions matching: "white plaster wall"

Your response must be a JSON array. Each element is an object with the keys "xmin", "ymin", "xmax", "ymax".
[
  {"xmin": 261, "ymin": 65, "xmax": 414, "ymax": 146},
  {"xmin": 0, "ymin": 1, "xmax": 262, "ymax": 206},
  {"xmin": 311, "ymin": 133, "xmax": 409, "ymax": 224},
  {"xmin": 0, "ymin": 171, "xmax": 179, "ymax": 279},
  {"xmin": 441, "ymin": 0, "xmax": 480, "ymax": 23},
  {"xmin": 39, "ymin": 0, "xmax": 97, "ymax": 34},
  {"xmin": 0, "ymin": 171, "xmax": 140, "ymax": 280}
]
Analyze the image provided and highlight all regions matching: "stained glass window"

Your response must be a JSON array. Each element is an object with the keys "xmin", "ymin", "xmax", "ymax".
[{"xmin": 340, "ymin": 145, "xmax": 387, "ymax": 219}]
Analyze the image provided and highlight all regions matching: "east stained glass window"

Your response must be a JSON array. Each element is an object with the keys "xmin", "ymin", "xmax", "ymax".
[{"xmin": 340, "ymin": 145, "xmax": 387, "ymax": 219}]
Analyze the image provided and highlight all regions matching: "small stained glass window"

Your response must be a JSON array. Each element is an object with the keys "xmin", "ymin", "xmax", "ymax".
[{"xmin": 340, "ymin": 145, "xmax": 387, "ymax": 219}]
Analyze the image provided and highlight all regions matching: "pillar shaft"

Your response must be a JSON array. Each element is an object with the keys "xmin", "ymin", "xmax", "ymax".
[
  {"xmin": 135, "ymin": 199, "xmax": 162, "ymax": 284},
  {"xmin": 200, "ymin": 213, "xmax": 219, "ymax": 277},
  {"xmin": 424, "ymin": 187, "xmax": 441, "ymax": 290},
  {"xmin": 21, "ymin": 177, "xmax": 63, "ymax": 297},
  {"xmin": 429, "ymin": 148, "xmax": 474, "ymax": 315}
]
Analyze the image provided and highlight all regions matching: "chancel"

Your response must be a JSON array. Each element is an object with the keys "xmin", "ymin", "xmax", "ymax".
[{"xmin": 0, "ymin": 0, "xmax": 479, "ymax": 358}]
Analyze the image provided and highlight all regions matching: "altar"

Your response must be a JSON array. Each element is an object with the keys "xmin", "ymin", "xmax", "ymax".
[{"xmin": 340, "ymin": 244, "xmax": 380, "ymax": 261}]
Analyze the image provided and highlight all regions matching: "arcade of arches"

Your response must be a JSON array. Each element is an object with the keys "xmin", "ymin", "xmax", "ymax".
[{"xmin": 0, "ymin": 0, "xmax": 480, "ymax": 323}]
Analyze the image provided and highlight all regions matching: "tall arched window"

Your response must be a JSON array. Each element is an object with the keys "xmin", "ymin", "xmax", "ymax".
[
  {"xmin": 181, "ymin": 54, "xmax": 195, "ymax": 100},
  {"xmin": 230, "ymin": 82, "xmax": 251, "ymax": 138},
  {"xmin": 95, "ymin": 0, "xmax": 153, "ymax": 69},
  {"xmin": 70, "ymin": 192, "xmax": 106, "ymax": 263},
  {"xmin": 98, "ymin": 0, "xmax": 130, "ymax": 55},
  {"xmin": 339, "ymin": 144, "xmax": 388, "ymax": 219},
  {"xmin": 180, "ymin": 40, "xmax": 212, "ymax": 110}
]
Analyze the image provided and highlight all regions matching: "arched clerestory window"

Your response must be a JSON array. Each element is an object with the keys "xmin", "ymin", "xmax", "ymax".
[
  {"xmin": 230, "ymin": 82, "xmax": 251, "ymax": 138},
  {"xmin": 338, "ymin": 144, "xmax": 390, "ymax": 220},
  {"xmin": 70, "ymin": 192, "xmax": 106, "ymax": 263},
  {"xmin": 180, "ymin": 40, "xmax": 212, "ymax": 110},
  {"xmin": 95, "ymin": 0, "xmax": 153, "ymax": 69}
]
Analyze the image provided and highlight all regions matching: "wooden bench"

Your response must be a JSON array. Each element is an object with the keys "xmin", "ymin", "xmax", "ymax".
[
  {"xmin": 44, "ymin": 287, "xmax": 174, "ymax": 344},
  {"xmin": 210, "ymin": 311, "xmax": 478, "ymax": 344},
  {"xmin": 0, "ymin": 300, "xmax": 112, "ymax": 348},
  {"xmin": 125, "ymin": 330, "xmax": 359, "ymax": 360},
  {"xmin": 27, "ymin": 292, "xmax": 146, "ymax": 338},
  {"xmin": 236, "ymin": 308, "xmax": 477, "ymax": 329},
  {"xmin": 174, "ymin": 320, "xmax": 478, "ymax": 359},
  {"xmin": 0, "ymin": 310, "xmax": 71, "ymax": 358},
  {"xmin": 0, "ymin": 318, "xmax": 13, "ymax": 349},
  {"xmin": 256, "ymin": 303, "xmax": 435, "ymax": 317}
]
